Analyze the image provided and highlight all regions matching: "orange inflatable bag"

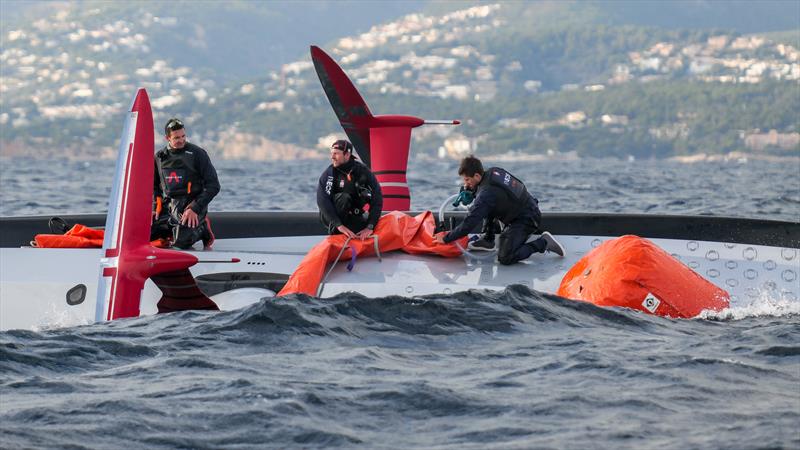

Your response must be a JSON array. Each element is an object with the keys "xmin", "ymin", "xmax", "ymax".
[
  {"xmin": 33, "ymin": 224, "xmax": 105, "ymax": 248},
  {"xmin": 557, "ymin": 235, "xmax": 729, "ymax": 318},
  {"xmin": 278, "ymin": 210, "xmax": 467, "ymax": 297},
  {"xmin": 35, "ymin": 224, "xmax": 175, "ymax": 249}
]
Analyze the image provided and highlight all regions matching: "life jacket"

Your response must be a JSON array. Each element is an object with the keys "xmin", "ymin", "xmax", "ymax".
[
  {"xmin": 326, "ymin": 160, "xmax": 373, "ymax": 215},
  {"xmin": 155, "ymin": 144, "xmax": 201, "ymax": 199},
  {"xmin": 478, "ymin": 167, "xmax": 535, "ymax": 224}
]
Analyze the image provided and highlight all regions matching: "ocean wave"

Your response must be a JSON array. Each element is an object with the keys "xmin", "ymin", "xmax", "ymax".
[
  {"xmin": 0, "ymin": 286, "xmax": 661, "ymax": 375},
  {"xmin": 0, "ymin": 327, "xmax": 157, "ymax": 378},
  {"xmin": 1, "ymin": 285, "xmax": 798, "ymax": 449},
  {"xmin": 216, "ymin": 285, "xmax": 661, "ymax": 337},
  {"xmin": 700, "ymin": 290, "xmax": 800, "ymax": 321}
]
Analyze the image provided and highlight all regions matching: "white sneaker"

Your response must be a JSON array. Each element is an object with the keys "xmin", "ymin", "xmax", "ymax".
[{"xmin": 540, "ymin": 231, "xmax": 565, "ymax": 257}]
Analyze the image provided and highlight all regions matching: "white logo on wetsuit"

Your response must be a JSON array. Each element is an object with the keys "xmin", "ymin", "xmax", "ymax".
[{"xmin": 325, "ymin": 176, "xmax": 334, "ymax": 195}]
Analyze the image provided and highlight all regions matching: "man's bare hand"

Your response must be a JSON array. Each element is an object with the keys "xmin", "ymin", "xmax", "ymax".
[
  {"xmin": 434, "ymin": 231, "xmax": 448, "ymax": 244},
  {"xmin": 355, "ymin": 228, "xmax": 373, "ymax": 241},
  {"xmin": 337, "ymin": 225, "xmax": 356, "ymax": 239},
  {"xmin": 181, "ymin": 208, "xmax": 200, "ymax": 228}
]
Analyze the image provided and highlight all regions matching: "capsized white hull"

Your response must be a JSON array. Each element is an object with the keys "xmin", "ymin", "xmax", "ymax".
[{"xmin": 2, "ymin": 232, "xmax": 797, "ymax": 331}]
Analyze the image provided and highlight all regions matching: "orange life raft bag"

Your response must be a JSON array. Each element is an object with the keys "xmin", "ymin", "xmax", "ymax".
[
  {"xmin": 557, "ymin": 235, "xmax": 730, "ymax": 318},
  {"xmin": 33, "ymin": 223, "xmax": 105, "ymax": 248}
]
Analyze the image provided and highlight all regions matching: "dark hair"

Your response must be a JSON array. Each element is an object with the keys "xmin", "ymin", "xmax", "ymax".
[
  {"xmin": 458, "ymin": 155, "xmax": 483, "ymax": 177},
  {"xmin": 164, "ymin": 118, "xmax": 184, "ymax": 135},
  {"xmin": 330, "ymin": 139, "xmax": 352, "ymax": 153}
]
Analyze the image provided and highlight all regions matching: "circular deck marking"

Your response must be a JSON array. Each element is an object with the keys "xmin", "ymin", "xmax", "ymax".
[
  {"xmin": 706, "ymin": 250, "xmax": 719, "ymax": 261},
  {"xmin": 782, "ymin": 269, "xmax": 797, "ymax": 282},
  {"xmin": 763, "ymin": 260, "xmax": 777, "ymax": 271},
  {"xmin": 743, "ymin": 247, "xmax": 757, "ymax": 261},
  {"xmin": 726, "ymin": 260, "xmax": 738, "ymax": 270},
  {"xmin": 781, "ymin": 248, "xmax": 797, "ymax": 261},
  {"xmin": 725, "ymin": 278, "xmax": 738, "ymax": 287},
  {"xmin": 687, "ymin": 241, "xmax": 699, "ymax": 252},
  {"xmin": 706, "ymin": 268, "xmax": 720, "ymax": 278},
  {"xmin": 744, "ymin": 269, "xmax": 758, "ymax": 280}
]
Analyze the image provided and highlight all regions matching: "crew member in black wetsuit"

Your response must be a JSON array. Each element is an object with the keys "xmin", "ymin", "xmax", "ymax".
[
  {"xmin": 434, "ymin": 155, "xmax": 564, "ymax": 265},
  {"xmin": 151, "ymin": 118, "xmax": 220, "ymax": 250},
  {"xmin": 316, "ymin": 139, "xmax": 383, "ymax": 240}
]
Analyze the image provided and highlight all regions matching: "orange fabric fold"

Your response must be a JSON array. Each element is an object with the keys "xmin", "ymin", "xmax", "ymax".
[
  {"xmin": 34, "ymin": 224, "xmax": 105, "ymax": 248},
  {"xmin": 278, "ymin": 211, "xmax": 468, "ymax": 297}
]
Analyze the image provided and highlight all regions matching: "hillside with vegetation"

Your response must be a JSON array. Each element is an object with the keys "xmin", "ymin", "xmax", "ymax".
[{"xmin": 1, "ymin": 1, "xmax": 798, "ymax": 160}]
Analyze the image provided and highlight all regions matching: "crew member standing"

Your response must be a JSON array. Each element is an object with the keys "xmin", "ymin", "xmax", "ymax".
[
  {"xmin": 151, "ymin": 118, "xmax": 220, "ymax": 250},
  {"xmin": 316, "ymin": 139, "xmax": 383, "ymax": 240},
  {"xmin": 434, "ymin": 155, "xmax": 564, "ymax": 264}
]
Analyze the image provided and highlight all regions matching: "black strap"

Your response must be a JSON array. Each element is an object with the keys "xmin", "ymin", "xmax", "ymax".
[{"xmin": 48, "ymin": 217, "xmax": 70, "ymax": 234}]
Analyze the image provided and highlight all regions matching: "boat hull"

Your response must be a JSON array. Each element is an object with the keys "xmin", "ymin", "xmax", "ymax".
[{"xmin": 2, "ymin": 212, "xmax": 798, "ymax": 330}]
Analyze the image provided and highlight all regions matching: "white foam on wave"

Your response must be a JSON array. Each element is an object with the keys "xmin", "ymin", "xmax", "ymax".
[
  {"xmin": 31, "ymin": 303, "xmax": 93, "ymax": 332},
  {"xmin": 698, "ymin": 290, "xmax": 800, "ymax": 320}
]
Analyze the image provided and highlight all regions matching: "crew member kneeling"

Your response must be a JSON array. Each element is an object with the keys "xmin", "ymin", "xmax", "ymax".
[
  {"xmin": 151, "ymin": 118, "xmax": 220, "ymax": 250},
  {"xmin": 317, "ymin": 139, "xmax": 383, "ymax": 240},
  {"xmin": 435, "ymin": 155, "xmax": 564, "ymax": 265}
]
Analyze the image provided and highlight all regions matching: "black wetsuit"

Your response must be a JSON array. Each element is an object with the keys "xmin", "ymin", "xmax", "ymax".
[
  {"xmin": 317, "ymin": 157, "xmax": 383, "ymax": 234},
  {"xmin": 151, "ymin": 142, "xmax": 220, "ymax": 249},
  {"xmin": 443, "ymin": 167, "xmax": 546, "ymax": 265}
]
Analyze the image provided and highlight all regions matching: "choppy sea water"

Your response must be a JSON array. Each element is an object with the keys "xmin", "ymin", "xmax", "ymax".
[
  {"xmin": 1, "ymin": 156, "xmax": 799, "ymax": 449},
  {"xmin": 2, "ymin": 157, "xmax": 799, "ymax": 220}
]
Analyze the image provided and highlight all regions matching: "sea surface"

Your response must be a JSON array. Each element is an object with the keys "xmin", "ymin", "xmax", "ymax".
[
  {"xmin": 1, "ymin": 157, "xmax": 799, "ymax": 220},
  {"xmin": 1, "ymin": 156, "xmax": 799, "ymax": 449}
]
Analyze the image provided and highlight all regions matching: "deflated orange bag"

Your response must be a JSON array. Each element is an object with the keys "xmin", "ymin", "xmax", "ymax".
[
  {"xmin": 33, "ymin": 224, "xmax": 105, "ymax": 248},
  {"xmin": 557, "ymin": 235, "xmax": 729, "ymax": 318},
  {"xmin": 278, "ymin": 210, "xmax": 467, "ymax": 297}
]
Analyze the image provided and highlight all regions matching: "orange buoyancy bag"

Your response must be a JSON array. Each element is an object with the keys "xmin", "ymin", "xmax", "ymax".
[
  {"xmin": 278, "ymin": 210, "xmax": 467, "ymax": 297},
  {"xmin": 557, "ymin": 235, "xmax": 730, "ymax": 318},
  {"xmin": 34, "ymin": 224, "xmax": 105, "ymax": 248}
]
